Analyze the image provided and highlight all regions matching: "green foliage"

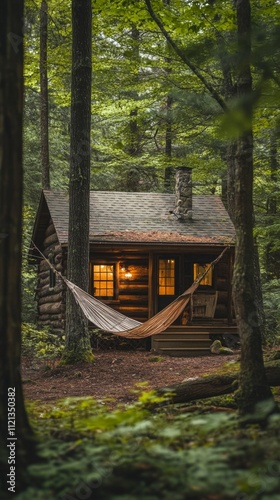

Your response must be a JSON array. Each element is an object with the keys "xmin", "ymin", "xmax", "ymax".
[
  {"xmin": 22, "ymin": 206, "xmax": 37, "ymax": 322},
  {"xmin": 262, "ymin": 279, "xmax": 280, "ymax": 342},
  {"xmin": 18, "ymin": 393, "xmax": 280, "ymax": 499},
  {"xmin": 22, "ymin": 323, "xmax": 65, "ymax": 362},
  {"xmin": 148, "ymin": 355, "xmax": 165, "ymax": 362}
]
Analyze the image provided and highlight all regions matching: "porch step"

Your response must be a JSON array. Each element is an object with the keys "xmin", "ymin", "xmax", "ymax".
[
  {"xmin": 155, "ymin": 332, "xmax": 210, "ymax": 340},
  {"xmin": 151, "ymin": 324, "xmax": 239, "ymax": 357},
  {"xmin": 165, "ymin": 325, "xmax": 239, "ymax": 335},
  {"xmin": 154, "ymin": 347, "xmax": 212, "ymax": 357},
  {"xmin": 153, "ymin": 338, "xmax": 212, "ymax": 349}
]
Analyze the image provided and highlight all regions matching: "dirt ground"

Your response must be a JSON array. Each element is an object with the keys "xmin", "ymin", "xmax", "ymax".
[{"xmin": 22, "ymin": 350, "xmax": 239, "ymax": 406}]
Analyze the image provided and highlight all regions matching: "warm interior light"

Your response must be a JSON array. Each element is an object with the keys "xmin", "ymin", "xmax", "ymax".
[{"xmin": 120, "ymin": 262, "xmax": 132, "ymax": 278}]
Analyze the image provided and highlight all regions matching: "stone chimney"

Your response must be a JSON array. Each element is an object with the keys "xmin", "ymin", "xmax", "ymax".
[{"xmin": 175, "ymin": 167, "xmax": 193, "ymax": 220}]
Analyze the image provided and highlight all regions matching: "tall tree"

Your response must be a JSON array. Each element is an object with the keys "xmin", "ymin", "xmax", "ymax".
[
  {"xmin": 40, "ymin": 0, "xmax": 50, "ymax": 189},
  {"xmin": 0, "ymin": 0, "xmax": 35, "ymax": 492},
  {"xmin": 144, "ymin": 0, "xmax": 276, "ymax": 415},
  {"xmin": 232, "ymin": 0, "xmax": 274, "ymax": 414},
  {"xmin": 63, "ymin": 0, "xmax": 94, "ymax": 364},
  {"xmin": 126, "ymin": 23, "xmax": 141, "ymax": 191},
  {"xmin": 163, "ymin": 0, "xmax": 174, "ymax": 192}
]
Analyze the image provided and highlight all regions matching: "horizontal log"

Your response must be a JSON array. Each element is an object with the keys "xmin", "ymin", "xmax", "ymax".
[
  {"xmin": 119, "ymin": 284, "xmax": 148, "ymax": 294},
  {"xmin": 37, "ymin": 283, "xmax": 65, "ymax": 296},
  {"xmin": 38, "ymin": 274, "xmax": 65, "ymax": 290},
  {"xmin": 115, "ymin": 305, "xmax": 148, "ymax": 313},
  {"xmin": 155, "ymin": 360, "xmax": 280, "ymax": 406},
  {"xmin": 38, "ymin": 293, "xmax": 63, "ymax": 305},
  {"xmin": 38, "ymin": 276, "xmax": 51, "ymax": 288},
  {"xmin": 38, "ymin": 269, "xmax": 50, "ymax": 280},
  {"xmin": 39, "ymin": 313, "xmax": 65, "ymax": 321},
  {"xmin": 119, "ymin": 279, "xmax": 148, "ymax": 285},
  {"xmin": 39, "ymin": 260, "xmax": 51, "ymax": 272},
  {"xmin": 39, "ymin": 303, "xmax": 65, "ymax": 315},
  {"xmin": 39, "ymin": 258, "xmax": 63, "ymax": 274},
  {"xmin": 43, "ymin": 233, "xmax": 59, "ymax": 247},
  {"xmin": 50, "ymin": 244, "xmax": 62, "ymax": 256},
  {"xmin": 119, "ymin": 295, "xmax": 148, "ymax": 304},
  {"xmin": 45, "ymin": 222, "xmax": 56, "ymax": 237},
  {"xmin": 36, "ymin": 283, "xmax": 65, "ymax": 298}
]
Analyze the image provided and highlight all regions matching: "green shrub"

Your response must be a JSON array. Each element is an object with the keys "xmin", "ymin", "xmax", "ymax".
[
  {"xmin": 263, "ymin": 279, "xmax": 280, "ymax": 345},
  {"xmin": 22, "ymin": 323, "xmax": 64, "ymax": 361},
  {"xmin": 19, "ymin": 395, "xmax": 280, "ymax": 500}
]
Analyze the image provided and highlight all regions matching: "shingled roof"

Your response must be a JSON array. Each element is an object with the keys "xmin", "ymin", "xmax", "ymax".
[{"xmin": 32, "ymin": 190, "xmax": 235, "ymax": 248}]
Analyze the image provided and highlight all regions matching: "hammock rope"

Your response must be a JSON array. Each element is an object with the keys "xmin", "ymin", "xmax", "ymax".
[{"xmin": 31, "ymin": 242, "xmax": 230, "ymax": 338}]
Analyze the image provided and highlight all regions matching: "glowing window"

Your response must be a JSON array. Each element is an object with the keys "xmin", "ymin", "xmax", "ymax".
[
  {"xmin": 158, "ymin": 259, "xmax": 175, "ymax": 295},
  {"xmin": 193, "ymin": 263, "xmax": 213, "ymax": 286},
  {"xmin": 93, "ymin": 264, "xmax": 115, "ymax": 298}
]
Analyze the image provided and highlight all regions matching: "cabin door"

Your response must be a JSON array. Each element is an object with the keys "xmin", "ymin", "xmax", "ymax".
[{"xmin": 156, "ymin": 256, "xmax": 180, "ymax": 312}]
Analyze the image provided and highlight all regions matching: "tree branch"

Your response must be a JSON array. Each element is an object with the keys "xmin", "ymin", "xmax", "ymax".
[{"xmin": 144, "ymin": 0, "xmax": 228, "ymax": 112}]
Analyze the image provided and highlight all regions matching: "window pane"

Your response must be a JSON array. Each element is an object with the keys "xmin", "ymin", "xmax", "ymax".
[
  {"xmin": 158, "ymin": 259, "xmax": 175, "ymax": 295},
  {"xmin": 93, "ymin": 264, "xmax": 115, "ymax": 298},
  {"xmin": 193, "ymin": 263, "xmax": 212, "ymax": 286}
]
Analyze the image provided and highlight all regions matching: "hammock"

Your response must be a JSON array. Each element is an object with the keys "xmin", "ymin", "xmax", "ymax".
[
  {"xmin": 62, "ymin": 247, "xmax": 229, "ymax": 339},
  {"xmin": 65, "ymin": 278, "xmax": 196, "ymax": 338}
]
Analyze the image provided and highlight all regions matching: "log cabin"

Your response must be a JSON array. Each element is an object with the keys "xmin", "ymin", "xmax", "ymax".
[{"xmin": 29, "ymin": 167, "xmax": 237, "ymax": 356}]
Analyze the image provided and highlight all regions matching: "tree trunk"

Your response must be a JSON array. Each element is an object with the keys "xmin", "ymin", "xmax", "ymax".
[
  {"xmin": 145, "ymin": 0, "xmax": 274, "ymax": 416},
  {"xmin": 126, "ymin": 24, "xmax": 141, "ymax": 192},
  {"xmin": 164, "ymin": 94, "xmax": 174, "ymax": 192},
  {"xmin": 40, "ymin": 0, "xmax": 50, "ymax": 189},
  {"xmin": 154, "ymin": 360, "xmax": 280, "ymax": 406},
  {"xmin": 0, "ymin": 0, "xmax": 35, "ymax": 492},
  {"xmin": 232, "ymin": 0, "xmax": 275, "ymax": 415},
  {"xmin": 63, "ymin": 0, "xmax": 93, "ymax": 364},
  {"xmin": 226, "ymin": 140, "xmax": 237, "ymax": 221}
]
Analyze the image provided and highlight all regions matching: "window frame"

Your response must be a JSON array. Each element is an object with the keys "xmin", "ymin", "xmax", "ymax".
[
  {"xmin": 91, "ymin": 262, "xmax": 117, "ymax": 301},
  {"xmin": 158, "ymin": 258, "xmax": 176, "ymax": 296},
  {"xmin": 193, "ymin": 262, "xmax": 213, "ymax": 287}
]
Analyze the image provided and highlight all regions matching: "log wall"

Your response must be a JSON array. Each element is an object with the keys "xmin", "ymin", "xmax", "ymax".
[
  {"xmin": 117, "ymin": 259, "xmax": 149, "ymax": 322},
  {"xmin": 89, "ymin": 253, "xmax": 149, "ymax": 323},
  {"xmin": 35, "ymin": 237, "xmax": 232, "ymax": 336},
  {"xmin": 36, "ymin": 219, "xmax": 66, "ymax": 334}
]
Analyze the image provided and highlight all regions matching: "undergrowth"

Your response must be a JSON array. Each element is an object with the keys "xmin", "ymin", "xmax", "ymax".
[
  {"xmin": 17, "ymin": 391, "xmax": 280, "ymax": 500},
  {"xmin": 22, "ymin": 323, "xmax": 65, "ymax": 366}
]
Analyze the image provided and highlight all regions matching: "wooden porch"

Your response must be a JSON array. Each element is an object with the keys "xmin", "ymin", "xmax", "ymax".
[{"xmin": 151, "ymin": 321, "xmax": 239, "ymax": 357}]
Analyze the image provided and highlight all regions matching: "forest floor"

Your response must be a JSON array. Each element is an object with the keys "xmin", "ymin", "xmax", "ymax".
[
  {"xmin": 20, "ymin": 349, "xmax": 280, "ymax": 500},
  {"xmin": 22, "ymin": 350, "xmax": 239, "ymax": 406}
]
